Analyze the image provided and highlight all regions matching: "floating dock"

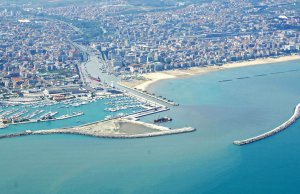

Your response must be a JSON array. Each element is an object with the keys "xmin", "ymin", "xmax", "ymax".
[{"xmin": 234, "ymin": 103, "xmax": 300, "ymax": 146}]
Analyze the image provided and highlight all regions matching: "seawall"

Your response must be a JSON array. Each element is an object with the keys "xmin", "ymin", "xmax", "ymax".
[{"xmin": 0, "ymin": 127, "xmax": 195, "ymax": 140}]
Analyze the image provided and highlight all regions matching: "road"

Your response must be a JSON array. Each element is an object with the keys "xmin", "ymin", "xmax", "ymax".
[
  {"xmin": 57, "ymin": 18, "xmax": 175, "ymax": 106},
  {"xmin": 74, "ymin": 43, "xmax": 175, "ymax": 106}
]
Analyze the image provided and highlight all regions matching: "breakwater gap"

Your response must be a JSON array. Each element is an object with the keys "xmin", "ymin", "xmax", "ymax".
[
  {"xmin": 234, "ymin": 103, "xmax": 300, "ymax": 146},
  {"xmin": 218, "ymin": 68, "xmax": 300, "ymax": 83}
]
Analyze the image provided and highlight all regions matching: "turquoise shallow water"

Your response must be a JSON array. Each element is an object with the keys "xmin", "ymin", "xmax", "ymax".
[
  {"xmin": 0, "ymin": 96, "xmax": 145, "ymax": 135},
  {"xmin": 1, "ymin": 60, "xmax": 300, "ymax": 194}
]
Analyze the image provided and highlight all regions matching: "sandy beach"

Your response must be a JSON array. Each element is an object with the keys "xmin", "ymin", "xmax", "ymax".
[{"xmin": 121, "ymin": 55, "xmax": 300, "ymax": 91}]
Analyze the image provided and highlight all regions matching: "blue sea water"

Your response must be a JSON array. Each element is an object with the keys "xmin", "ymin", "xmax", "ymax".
[
  {"xmin": 1, "ymin": 60, "xmax": 300, "ymax": 194},
  {"xmin": 0, "ymin": 96, "xmax": 145, "ymax": 135}
]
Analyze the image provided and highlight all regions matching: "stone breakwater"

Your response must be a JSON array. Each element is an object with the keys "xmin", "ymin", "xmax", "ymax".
[
  {"xmin": 0, "ymin": 119, "xmax": 195, "ymax": 140},
  {"xmin": 119, "ymin": 83, "xmax": 179, "ymax": 106},
  {"xmin": 33, "ymin": 127, "xmax": 195, "ymax": 138},
  {"xmin": 234, "ymin": 103, "xmax": 300, "ymax": 146}
]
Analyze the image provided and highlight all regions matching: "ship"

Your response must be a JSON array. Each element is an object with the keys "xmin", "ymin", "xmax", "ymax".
[{"xmin": 154, "ymin": 116, "xmax": 172, "ymax": 123}]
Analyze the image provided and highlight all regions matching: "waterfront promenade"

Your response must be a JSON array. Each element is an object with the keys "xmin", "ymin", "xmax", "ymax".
[{"xmin": 234, "ymin": 103, "xmax": 300, "ymax": 146}]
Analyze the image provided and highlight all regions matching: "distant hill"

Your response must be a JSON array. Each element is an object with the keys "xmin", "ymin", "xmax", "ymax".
[
  {"xmin": 0, "ymin": 0, "xmax": 97, "ymax": 7},
  {"xmin": 0, "ymin": 0, "xmax": 212, "ymax": 7},
  {"xmin": 127, "ymin": 0, "xmax": 211, "ymax": 7}
]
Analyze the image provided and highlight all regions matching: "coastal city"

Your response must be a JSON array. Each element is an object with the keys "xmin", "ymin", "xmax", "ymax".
[
  {"xmin": 42, "ymin": 0, "xmax": 300, "ymax": 73},
  {"xmin": 2, "ymin": 0, "xmax": 300, "ymax": 193},
  {"xmin": 0, "ymin": 0, "xmax": 300, "ymax": 136}
]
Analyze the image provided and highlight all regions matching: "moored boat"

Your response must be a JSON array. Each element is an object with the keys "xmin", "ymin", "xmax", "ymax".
[{"xmin": 154, "ymin": 117, "xmax": 172, "ymax": 123}]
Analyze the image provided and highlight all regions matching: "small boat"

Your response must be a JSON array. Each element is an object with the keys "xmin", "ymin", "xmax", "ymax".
[{"xmin": 154, "ymin": 117, "xmax": 172, "ymax": 123}]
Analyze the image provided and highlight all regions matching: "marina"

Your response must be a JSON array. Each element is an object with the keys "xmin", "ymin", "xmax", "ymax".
[
  {"xmin": 0, "ymin": 89, "xmax": 169, "ymax": 131},
  {"xmin": 0, "ymin": 72, "xmax": 183, "ymax": 139},
  {"xmin": 0, "ymin": 111, "xmax": 85, "ymax": 128}
]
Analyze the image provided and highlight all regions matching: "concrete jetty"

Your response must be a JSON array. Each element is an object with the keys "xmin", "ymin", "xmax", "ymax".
[
  {"xmin": 1, "ymin": 112, "xmax": 84, "ymax": 128},
  {"xmin": 234, "ymin": 103, "xmax": 300, "ymax": 146},
  {"xmin": 0, "ymin": 119, "xmax": 196, "ymax": 140},
  {"xmin": 119, "ymin": 83, "xmax": 179, "ymax": 106},
  {"xmin": 124, "ymin": 107, "xmax": 169, "ymax": 119}
]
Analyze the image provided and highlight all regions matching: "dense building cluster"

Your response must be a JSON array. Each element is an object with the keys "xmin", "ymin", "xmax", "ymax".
[
  {"xmin": 99, "ymin": 0, "xmax": 300, "ymax": 73},
  {"xmin": 0, "ymin": 9, "xmax": 84, "ymax": 95},
  {"xmin": 0, "ymin": 0, "xmax": 300, "ymax": 100},
  {"xmin": 44, "ymin": 0, "xmax": 129, "ymax": 20},
  {"xmin": 44, "ymin": 0, "xmax": 300, "ymax": 73}
]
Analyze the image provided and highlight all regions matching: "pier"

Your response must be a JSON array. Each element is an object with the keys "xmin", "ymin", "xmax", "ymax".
[
  {"xmin": 124, "ymin": 107, "xmax": 169, "ymax": 119},
  {"xmin": 116, "ymin": 91, "xmax": 171, "ymax": 119},
  {"xmin": 119, "ymin": 83, "xmax": 179, "ymax": 106},
  {"xmin": 234, "ymin": 103, "xmax": 300, "ymax": 146},
  {"xmin": 1, "ymin": 112, "xmax": 84, "ymax": 129}
]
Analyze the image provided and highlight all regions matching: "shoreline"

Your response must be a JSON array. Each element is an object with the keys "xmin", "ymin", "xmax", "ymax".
[{"xmin": 122, "ymin": 55, "xmax": 300, "ymax": 91}]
